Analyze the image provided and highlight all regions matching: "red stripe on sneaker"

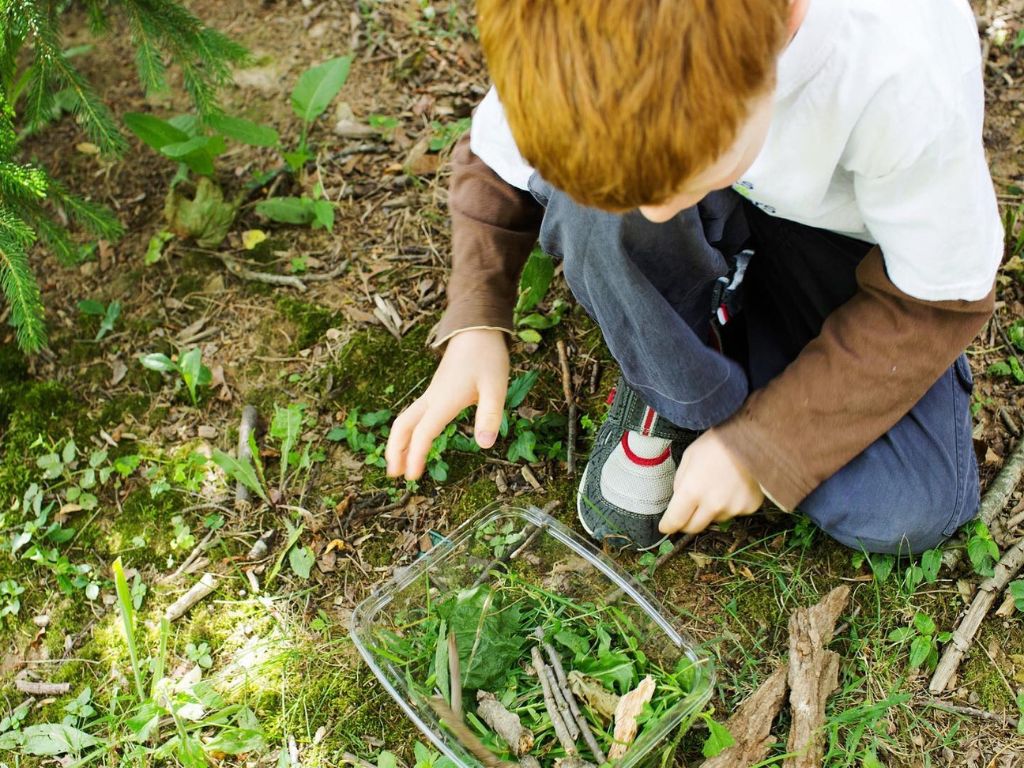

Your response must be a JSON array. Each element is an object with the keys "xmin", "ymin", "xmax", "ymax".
[
  {"xmin": 641, "ymin": 406, "xmax": 655, "ymax": 436},
  {"xmin": 620, "ymin": 432, "xmax": 671, "ymax": 467},
  {"xmin": 606, "ymin": 386, "xmax": 617, "ymax": 405}
]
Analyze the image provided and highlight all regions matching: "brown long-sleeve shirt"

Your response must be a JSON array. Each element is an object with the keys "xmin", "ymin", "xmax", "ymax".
[{"xmin": 433, "ymin": 135, "xmax": 995, "ymax": 510}]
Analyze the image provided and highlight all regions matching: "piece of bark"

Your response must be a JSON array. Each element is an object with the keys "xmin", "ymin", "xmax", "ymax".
[
  {"xmin": 236, "ymin": 405, "xmax": 259, "ymax": 504},
  {"xmin": 930, "ymin": 537, "xmax": 1024, "ymax": 693},
  {"xmin": 427, "ymin": 697, "xmax": 518, "ymax": 768},
  {"xmin": 519, "ymin": 757, "xmax": 541, "ymax": 768},
  {"xmin": 531, "ymin": 646, "xmax": 577, "ymax": 755},
  {"xmin": 15, "ymin": 678, "xmax": 71, "ymax": 696},
  {"xmin": 477, "ymin": 690, "xmax": 534, "ymax": 756},
  {"xmin": 783, "ymin": 585, "xmax": 850, "ymax": 768},
  {"xmin": 699, "ymin": 665, "xmax": 789, "ymax": 768},
  {"xmin": 608, "ymin": 675, "xmax": 656, "ymax": 760},
  {"xmin": 568, "ymin": 671, "xmax": 620, "ymax": 721},
  {"xmin": 164, "ymin": 573, "xmax": 218, "ymax": 621},
  {"xmin": 553, "ymin": 759, "xmax": 596, "ymax": 768}
]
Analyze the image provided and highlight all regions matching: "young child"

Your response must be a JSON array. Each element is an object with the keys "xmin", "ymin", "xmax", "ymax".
[{"xmin": 385, "ymin": 0, "xmax": 1001, "ymax": 554}]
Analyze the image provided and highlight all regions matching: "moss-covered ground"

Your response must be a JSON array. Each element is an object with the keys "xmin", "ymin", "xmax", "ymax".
[{"xmin": 3, "ymin": 0, "xmax": 1024, "ymax": 766}]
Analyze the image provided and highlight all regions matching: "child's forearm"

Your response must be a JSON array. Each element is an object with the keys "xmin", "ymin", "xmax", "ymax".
[
  {"xmin": 429, "ymin": 134, "xmax": 544, "ymax": 349},
  {"xmin": 715, "ymin": 246, "xmax": 994, "ymax": 511}
]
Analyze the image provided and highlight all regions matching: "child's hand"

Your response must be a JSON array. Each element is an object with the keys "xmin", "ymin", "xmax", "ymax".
[
  {"xmin": 385, "ymin": 329, "xmax": 509, "ymax": 481},
  {"xmin": 659, "ymin": 429, "xmax": 764, "ymax": 535}
]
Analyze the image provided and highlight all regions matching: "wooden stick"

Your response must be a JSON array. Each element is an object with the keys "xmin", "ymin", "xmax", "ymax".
[
  {"xmin": 477, "ymin": 691, "xmax": 534, "ymax": 756},
  {"xmin": 543, "ymin": 663, "xmax": 580, "ymax": 741},
  {"xmin": 944, "ymin": 437, "xmax": 1024, "ymax": 567},
  {"xmin": 531, "ymin": 646, "xmax": 577, "ymax": 755},
  {"xmin": 556, "ymin": 340, "xmax": 578, "ymax": 478},
  {"xmin": 164, "ymin": 573, "xmax": 218, "ymax": 622},
  {"xmin": 929, "ymin": 537, "xmax": 1024, "ymax": 693},
  {"xmin": 14, "ymin": 678, "xmax": 70, "ymax": 696},
  {"xmin": 426, "ymin": 697, "xmax": 518, "ymax": 768},
  {"xmin": 919, "ymin": 698, "xmax": 1020, "ymax": 730},
  {"xmin": 472, "ymin": 501, "xmax": 560, "ymax": 588},
  {"xmin": 236, "ymin": 405, "xmax": 259, "ymax": 504},
  {"xmin": 448, "ymin": 630, "xmax": 463, "ymax": 721}
]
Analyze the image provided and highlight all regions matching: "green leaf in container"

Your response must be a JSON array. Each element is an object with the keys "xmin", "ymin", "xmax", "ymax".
[
  {"xmin": 292, "ymin": 56, "xmax": 351, "ymax": 124},
  {"xmin": 574, "ymin": 651, "xmax": 636, "ymax": 694},
  {"xmin": 440, "ymin": 586, "xmax": 526, "ymax": 690},
  {"xmin": 207, "ymin": 113, "xmax": 279, "ymax": 147}
]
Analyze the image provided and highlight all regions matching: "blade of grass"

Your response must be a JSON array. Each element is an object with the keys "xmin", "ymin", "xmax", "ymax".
[{"xmin": 113, "ymin": 557, "xmax": 146, "ymax": 703}]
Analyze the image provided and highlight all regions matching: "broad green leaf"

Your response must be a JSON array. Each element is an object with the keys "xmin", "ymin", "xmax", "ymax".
[
  {"xmin": 178, "ymin": 348, "xmax": 211, "ymax": 405},
  {"xmin": 271, "ymin": 403, "xmax": 305, "ymax": 485},
  {"xmin": 868, "ymin": 554, "xmax": 895, "ymax": 583},
  {"xmin": 206, "ymin": 114, "xmax": 279, "ymax": 147},
  {"xmin": 434, "ymin": 620, "xmax": 450, "ymax": 704},
  {"xmin": 289, "ymin": 544, "xmax": 315, "ymax": 579},
  {"xmin": 574, "ymin": 651, "xmax": 636, "ymax": 694},
  {"xmin": 887, "ymin": 627, "xmax": 914, "ymax": 643},
  {"xmin": 204, "ymin": 726, "xmax": 266, "ymax": 755},
  {"xmin": 97, "ymin": 300, "xmax": 121, "ymax": 341},
  {"xmin": 507, "ymin": 430, "xmax": 537, "ymax": 463},
  {"xmin": 256, "ymin": 197, "xmax": 315, "ymax": 225},
  {"xmin": 20, "ymin": 723, "xmax": 99, "ymax": 755},
  {"xmin": 701, "ymin": 715, "xmax": 735, "ymax": 759},
  {"xmin": 515, "ymin": 249, "xmax": 554, "ymax": 315},
  {"xmin": 913, "ymin": 612, "xmax": 936, "ymax": 636},
  {"xmin": 139, "ymin": 352, "xmax": 178, "ymax": 373},
  {"xmin": 291, "ymin": 56, "xmax": 352, "ymax": 123},
  {"xmin": 311, "ymin": 198, "xmax": 335, "ymax": 231},
  {"xmin": 908, "ymin": 635, "xmax": 932, "ymax": 668},
  {"xmin": 439, "ymin": 586, "xmax": 526, "ymax": 690},
  {"xmin": 1009, "ymin": 580, "xmax": 1024, "ymax": 612},
  {"xmin": 378, "ymin": 751, "xmax": 399, "ymax": 768},
  {"xmin": 124, "ymin": 112, "xmax": 189, "ymax": 150},
  {"xmin": 211, "ymin": 450, "xmax": 267, "ymax": 502},
  {"xmin": 554, "ymin": 630, "xmax": 589, "ymax": 658},
  {"xmin": 505, "ymin": 371, "xmax": 539, "ymax": 409},
  {"xmin": 517, "ymin": 329, "xmax": 542, "ymax": 344},
  {"xmin": 77, "ymin": 299, "xmax": 105, "ymax": 315},
  {"xmin": 920, "ymin": 548, "xmax": 942, "ymax": 583}
]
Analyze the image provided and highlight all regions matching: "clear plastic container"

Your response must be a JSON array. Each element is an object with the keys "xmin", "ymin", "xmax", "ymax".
[{"xmin": 350, "ymin": 505, "xmax": 714, "ymax": 768}]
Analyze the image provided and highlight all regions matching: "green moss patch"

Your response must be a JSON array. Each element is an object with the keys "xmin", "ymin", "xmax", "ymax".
[{"xmin": 276, "ymin": 297, "xmax": 342, "ymax": 351}]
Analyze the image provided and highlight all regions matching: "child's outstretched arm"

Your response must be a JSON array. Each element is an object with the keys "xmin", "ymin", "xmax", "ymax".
[{"xmin": 386, "ymin": 132, "xmax": 543, "ymax": 480}]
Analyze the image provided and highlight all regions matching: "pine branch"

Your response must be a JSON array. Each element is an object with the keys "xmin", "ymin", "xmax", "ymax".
[
  {"xmin": 0, "ymin": 227, "xmax": 46, "ymax": 351},
  {"xmin": 45, "ymin": 177, "xmax": 124, "ymax": 240}
]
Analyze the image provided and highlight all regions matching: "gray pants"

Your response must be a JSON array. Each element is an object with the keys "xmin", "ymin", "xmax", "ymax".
[{"xmin": 528, "ymin": 175, "xmax": 979, "ymax": 554}]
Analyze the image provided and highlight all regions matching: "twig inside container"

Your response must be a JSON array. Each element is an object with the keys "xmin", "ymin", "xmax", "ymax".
[
  {"xmin": 477, "ymin": 690, "xmax": 535, "ymax": 756},
  {"xmin": 427, "ymin": 697, "xmax": 518, "ymax": 768},
  {"xmin": 472, "ymin": 502, "xmax": 560, "ymax": 588},
  {"xmin": 448, "ymin": 630, "xmax": 463, "ymax": 720},
  {"xmin": 531, "ymin": 646, "xmax": 578, "ymax": 755}
]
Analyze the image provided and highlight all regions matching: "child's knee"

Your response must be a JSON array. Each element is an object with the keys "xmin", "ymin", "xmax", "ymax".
[{"xmin": 799, "ymin": 459, "xmax": 980, "ymax": 556}]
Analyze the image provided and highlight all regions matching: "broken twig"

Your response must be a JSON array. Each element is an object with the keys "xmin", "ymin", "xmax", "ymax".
[
  {"xmin": 944, "ymin": 437, "xmax": 1024, "ymax": 567},
  {"xmin": 236, "ymin": 405, "xmax": 260, "ymax": 504},
  {"xmin": 477, "ymin": 691, "xmax": 534, "ymax": 756},
  {"xmin": 538, "ymin": 630, "xmax": 606, "ymax": 763},
  {"xmin": 14, "ymin": 678, "xmax": 71, "ymax": 696},
  {"xmin": 448, "ymin": 630, "xmax": 463, "ymax": 721},
  {"xmin": 556, "ymin": 340, "xmax": 578, "ymax": 478},
  {"xmin": 930, "ymin": 536, "xmax": 1024, "ymax": 693},
  {"xmin": 164, "ymin": 573, "xmax": 218, "ymax": 622}
]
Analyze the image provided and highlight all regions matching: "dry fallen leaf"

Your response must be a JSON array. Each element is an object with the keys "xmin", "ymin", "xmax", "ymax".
[{"xmin": 609, "ymin": 675, "xmax": 656, "ymax": 760}]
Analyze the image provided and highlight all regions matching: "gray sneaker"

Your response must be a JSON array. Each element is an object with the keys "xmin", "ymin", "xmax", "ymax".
[{"xmin": 577, "ymin": 377, "xmax": 701, "ymax": 551}]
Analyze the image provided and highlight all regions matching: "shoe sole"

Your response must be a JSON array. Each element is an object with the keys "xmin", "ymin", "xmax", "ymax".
[{"xmin": 576, "ymin": 462, "xmax": 669, "ymax": 553}]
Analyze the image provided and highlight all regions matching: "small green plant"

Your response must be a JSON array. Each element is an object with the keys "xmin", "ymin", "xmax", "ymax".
[
  {"xmin": 887, "ymin": 612, "xmax": 950, "ymax": 671},
  {"xmin": 427, "ymin": 117, "xmax": 471, "ymax": 152},
  {"xmin": 1009, "ymin": 580, "xmax": 1024, "ymax": 614},
  {"xmin": 76, "ymin": 299, "xmax": 121, "ymax": 341},
  {"xmin": 284, "ymin": 56, "xmax": 352, "ymax": 172},
  {"xmin": 0, "ymin": 579, "xmax": 25, "ymax": 618},
  {"xmin": 170, "ymin": 515, "xmax": 196, "ymax": 552},
  {"xmin": 254, "ymin": 181, "xmax": 335, "ymax": 232},
  {"xmin": 965, "ymin": 520, "xmax": 1000, "ymax": 577},
  {"xmin": 62, "ymin": 687, "xmax": 96, "ymax": 726},
  {"xmin": 140, "ymin": 347, "xmax": 212, "ymax": 406},
  {"xmin": 185, "ymin": 641, "xmax": 213, "ymax": 669},
  {"xmin": 514, "ymin": 248, "xmax": 569, "ymax": 344}
]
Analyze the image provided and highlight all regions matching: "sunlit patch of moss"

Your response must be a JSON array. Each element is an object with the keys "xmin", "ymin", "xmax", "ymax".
[
  {"xmin": 327, "ymin": 326, "xmax": 436, "ymax": 413},
  {"xmin": 276, "ymin": 297, "xmax": 342, "ymax": 351}
]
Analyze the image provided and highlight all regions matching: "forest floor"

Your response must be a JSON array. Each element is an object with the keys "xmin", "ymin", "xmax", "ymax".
[{"xmin": 2, "ymin": 1, "xmax": 1024, "ymax": 766}]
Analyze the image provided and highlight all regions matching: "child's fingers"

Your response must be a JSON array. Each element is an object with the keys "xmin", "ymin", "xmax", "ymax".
[
  {"xmin": 473, "ymin": 378, "xmax": 506, "ymax": 449},
  {"xmin": 385, "ymin": 397, "xmax": 428, "ymax": 477},
  {"xmin": 681, "ymin": 505, "xmax": 718, "ymax": 535},
  {"xmin": 405, "ymin": 398, "xmax": 466, "ymax": 480},
  {"xmin": 660, "ymin": 488, "xmax": 697, "ymax": 534}
]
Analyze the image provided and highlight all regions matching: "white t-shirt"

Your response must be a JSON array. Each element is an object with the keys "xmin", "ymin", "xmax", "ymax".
[{"xmin": 469, "ymin": 0, "xmax": 1003, "ymax": 302}]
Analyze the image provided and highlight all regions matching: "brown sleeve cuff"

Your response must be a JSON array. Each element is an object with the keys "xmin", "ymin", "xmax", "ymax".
[
  {"xmin": 429, "ymin": 133, "xmax": 543, "ymax": 348},
  {"xmin": 715, "ymin": 246, "xmax": 995, "ymax": 510}
]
